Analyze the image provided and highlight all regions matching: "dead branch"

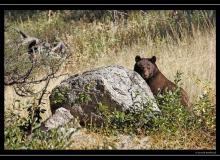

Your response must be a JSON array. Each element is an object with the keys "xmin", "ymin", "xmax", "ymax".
[
  {"xmin": 5, "ymin": 28, "xmax": 70, "ymax": 99},
  {"xmin": 37, "ymin": 78, "xmax": 51, "ymax": 106},
  {"xmin": 4, "ymin": 62, "xmax": 34, "ymax": 85}
]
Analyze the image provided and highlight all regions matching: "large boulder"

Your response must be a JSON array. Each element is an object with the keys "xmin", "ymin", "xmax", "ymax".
[{"xmin": 47, "ymin": 65, "xmax": 160, "ymax": 128}]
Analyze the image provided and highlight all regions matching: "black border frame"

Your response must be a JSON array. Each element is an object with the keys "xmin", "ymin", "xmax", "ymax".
[{"xmin": 1, "ymin": 4, "xmax": 218, "ymax": 157}]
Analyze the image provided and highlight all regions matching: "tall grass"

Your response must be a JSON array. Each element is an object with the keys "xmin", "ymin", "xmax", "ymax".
[{"xmin": 4, "ymin": 10, "xmax": 216, "ymax": 150}]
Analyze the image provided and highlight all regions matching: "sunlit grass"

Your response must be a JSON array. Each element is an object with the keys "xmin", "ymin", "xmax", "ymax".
[{"xmin": 4, "ymin": 10, "xmax": 216, "ymax": 150}]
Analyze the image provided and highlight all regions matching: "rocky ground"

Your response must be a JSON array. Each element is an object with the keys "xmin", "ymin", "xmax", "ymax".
[{"xmin": 64, "ymin": 128, "xmax": 151, "ymax": 150}]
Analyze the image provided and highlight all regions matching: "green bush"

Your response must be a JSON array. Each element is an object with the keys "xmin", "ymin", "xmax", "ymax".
[
  {"xmin": 4, "ymin": 71, "xmax": 215, "ymax": 149},
  {"xmin": 87, "ymin": 71, "xmax": 215, "ymax": 139},
  {"xmin": 5, "ymin": 106, "xmax": 74, "ymax": 150}
]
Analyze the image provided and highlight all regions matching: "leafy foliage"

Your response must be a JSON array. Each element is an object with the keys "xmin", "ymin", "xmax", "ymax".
[
  {"xmin": 50, "ymin": 87, "xmax": 69, "ymax": 106},
  {"xmin": 4, "ymin": 107, "xmax": 73, "ymax": 150}
]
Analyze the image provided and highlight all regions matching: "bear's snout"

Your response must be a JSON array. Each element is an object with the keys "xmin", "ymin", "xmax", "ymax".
[{"xmin": 142, "ymin": 69, "xmax": 151, "ymax": 79}]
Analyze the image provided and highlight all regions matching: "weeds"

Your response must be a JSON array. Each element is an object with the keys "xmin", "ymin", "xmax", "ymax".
[
  {"xmin": 4, "ymin": 69, "xmax": 216, "ymax": 150},
  {"xmin": 4, "ymin": 107, "xmax": 73, "ymax": 150},
  {"xmin": 4, "ymin": 10, "xmax": 216, "ymax": 150}
]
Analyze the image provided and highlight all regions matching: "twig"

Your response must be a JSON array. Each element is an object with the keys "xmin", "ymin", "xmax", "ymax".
[
  {"xmin": 37, "ymin": 78, "xmax": 51, "ymax": 106},
  {"xmin": 4, "ymin": 62, "xmax": 34, "ymax": 85}
]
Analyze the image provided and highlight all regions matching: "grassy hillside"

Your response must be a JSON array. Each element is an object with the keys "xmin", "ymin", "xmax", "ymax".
[{"xmin": 4, "ymin": 10, "xmax": 216, "ymax": 150}]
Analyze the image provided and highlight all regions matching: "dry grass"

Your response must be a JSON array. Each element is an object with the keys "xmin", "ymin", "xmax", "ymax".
[
  {"xmin": 4, "ymin": 10, "xmax": 216, "ymax": 150},
  {"xmin": 60, "ymin": 24, "xmax": 216, "ymax": 150},
  {"xmin": 5, "ymin": 27, "xmax": 216, "ymax": 150},
  {"xmin": 150, "ymin": 129, "xmax": 216, "ymax": 150},
  {"xmin": 62, "ymin": 27, "xmax": 216, "ymax": 102}
]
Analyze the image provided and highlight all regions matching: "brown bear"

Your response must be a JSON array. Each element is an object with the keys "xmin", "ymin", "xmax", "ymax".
[{"xmin": 134, "ymin": 55, "xmax": 191, "ymax": 111}]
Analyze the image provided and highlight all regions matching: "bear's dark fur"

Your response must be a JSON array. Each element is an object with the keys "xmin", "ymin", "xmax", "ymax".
[{"xmin": 134, "ymin": 55, "xmax": 191, "ymax": 111}]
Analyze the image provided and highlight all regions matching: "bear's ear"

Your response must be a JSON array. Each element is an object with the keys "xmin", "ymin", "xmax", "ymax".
[
  {"xmin": 150, "ymin": 56, "xmax": 156, "ymax": 63},
  {"xmin": 135, "ymin": 55, "xmax": 141, "ymax": 62}
]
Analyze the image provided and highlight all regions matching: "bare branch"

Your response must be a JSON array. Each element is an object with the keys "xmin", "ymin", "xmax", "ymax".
[
  {"xmin": 26, "ymin": 73, "xmax": 68, "ymax": 85},
  {"xmin": 51, "ymin": 42, "xmax": 66, "ymax": 53},
  {"xmin": 13, "ymin": 27, "xmax": 40, "ymax": 47},
  {"xmin": 37, "ymin": 78, "xmax": 51, "ymax": 106},
  {"xmin": 5, "ymin": 28, "xmax": 71, "ymax": 98},
  {"xmin": 4, "ymin": 62, "xmax": 34, "ymax": 85},
  {"xmin": 13, "ymin": 85, "xmax": 28, "ymax": 97}
]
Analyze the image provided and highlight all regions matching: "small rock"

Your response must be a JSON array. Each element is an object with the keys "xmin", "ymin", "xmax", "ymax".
[{"xmin": 42, "ymin": 107, "xmax": 74, "ymax": 131}]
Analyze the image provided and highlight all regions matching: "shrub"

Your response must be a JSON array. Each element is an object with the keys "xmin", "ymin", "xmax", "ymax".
[{"xmin": 5, "ymin": 104, "xmax": 74, "ymax": 150}]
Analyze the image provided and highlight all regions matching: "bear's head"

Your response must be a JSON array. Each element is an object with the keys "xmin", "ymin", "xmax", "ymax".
[{"xmin": 134, "ymin": 55, "xmax": 158, "ymax": 80}]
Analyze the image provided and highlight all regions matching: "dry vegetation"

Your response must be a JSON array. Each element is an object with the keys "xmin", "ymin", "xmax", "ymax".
[{"xmin": 4, "ymin": 10, "xmax": 216, "ymax": 150}]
